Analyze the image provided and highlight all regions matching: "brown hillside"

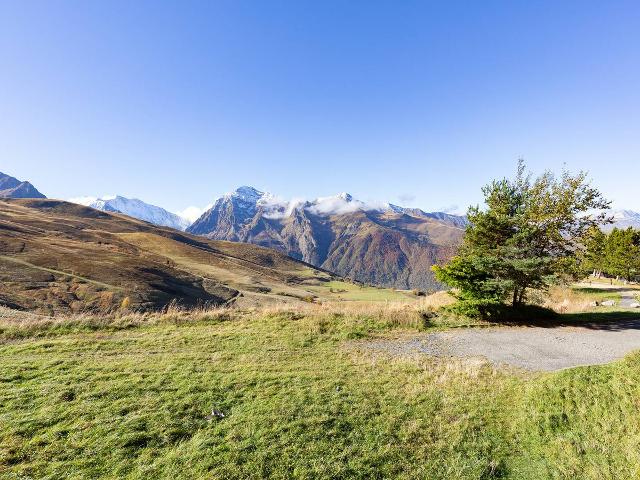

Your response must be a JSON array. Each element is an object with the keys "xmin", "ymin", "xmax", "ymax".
[{"xmin": 0, "ymin": 199, "xmax": 335, "ymax": 314}]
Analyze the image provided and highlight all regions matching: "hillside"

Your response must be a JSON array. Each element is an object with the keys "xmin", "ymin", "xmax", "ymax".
[
  {"xmin": 188, "ymin": 187, "xmax": 466, "ymax": 290},
  {"xmin": 0, "ymin": 199, "xmax": 347, "ymax": 314},
  {"xmin": 0, "ymin": 172, "xmax": 46, "ymax": 199}
]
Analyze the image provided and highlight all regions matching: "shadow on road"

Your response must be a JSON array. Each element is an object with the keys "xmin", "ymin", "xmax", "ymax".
[
  {"xmin": 504, "ymin": 311, "xmax": 640, "ymax": 331},
  {"xmin": 573, "ymin": 287, "xmax": 639, "ymax": 294}
]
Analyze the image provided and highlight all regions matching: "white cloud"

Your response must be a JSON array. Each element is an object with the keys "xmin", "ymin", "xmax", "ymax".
[
  {"xmin": 68, "ymin": 196, "xmax": 97, "ymax": 206},
  {"xmin": 308, "ymin": 195, "xmax": 360, "ymax": 215},
  {"xmin": 397, "ymin": 193, "xmax": 416, "ymax": 205},
  {"xmin": 436, "ymin": 204, "xmax": 465, "ymax": 215},
  {"xmin": 176, "ymin": 204, "xmax": 212, "ymax": 223},
  {"xmin": 307, "ymin": 194, "xmax": 387, "ymax": 216},
  {"xmin": 261, "ymin": 196, "xmax": 306, "ymax": 219}
]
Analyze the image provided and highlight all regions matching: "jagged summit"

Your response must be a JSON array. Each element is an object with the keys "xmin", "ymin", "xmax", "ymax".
[
  {"xmin": 226, "ymin": 186, "xmax": 265, "ymax": 202},
  {"xmin": 188, "ymin": 188, "xmax": 469, "ymax": 290}
]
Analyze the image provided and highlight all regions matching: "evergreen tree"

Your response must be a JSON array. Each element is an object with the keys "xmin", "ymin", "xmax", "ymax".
[
  {"xmin": 433, "ymin": 161, "xmax": 610, "ymax": 318},
  {"xmin": 581, "ymin": 227, "xmax": 607, "ymax": 277},
  {"xmin": 604, "ymin": 228, "xmax": 640, "ymax": 281}
]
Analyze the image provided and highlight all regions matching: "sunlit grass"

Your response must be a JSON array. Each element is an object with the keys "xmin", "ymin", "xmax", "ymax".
[
  {"xmin": 2, "ymin": 303, "xmax": 640, "ymax": 478},
  {"xmin": 311, "ymin": 280, "xmax": 417, "ymax": 302}
]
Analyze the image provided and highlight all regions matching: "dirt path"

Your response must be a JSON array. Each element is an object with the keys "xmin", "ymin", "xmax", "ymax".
[
  {"xmin": 363, "ymin": 284, "xmax": 640, "ymax": 371},
  {"xmin": 0, "ymin": 255, "xmax": 123, "ymax": 291},
  {"xmin": 364, "ymin": 320, "xmax": 640, "ymax": 371}
]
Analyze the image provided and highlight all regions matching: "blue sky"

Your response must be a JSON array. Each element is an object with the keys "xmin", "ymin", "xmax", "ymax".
[{"xmin": 1, "ymin": 0, "xmax": 639, "ymax": 216}]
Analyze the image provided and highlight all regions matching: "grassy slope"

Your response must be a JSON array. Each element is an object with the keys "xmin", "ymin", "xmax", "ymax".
[
  {"xmin": 2, "ymin": 311, "xmax": 640, "ymax": 479},
  {"xmin": 308, "ymin": 280, "xmax": 415, "ymax": 302}
]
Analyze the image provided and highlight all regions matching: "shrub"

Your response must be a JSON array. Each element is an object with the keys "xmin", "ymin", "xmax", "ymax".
[{"xmin": 120, "ymin": 297, "xmax": 131, "ymax": 310}]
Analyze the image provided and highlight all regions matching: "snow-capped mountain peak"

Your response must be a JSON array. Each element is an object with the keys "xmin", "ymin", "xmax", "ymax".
[
  {"xmin": 605, "ymin": 209, "xmax": 640, "ymax": 231},
  {"xmin": 612, "ymin": 209, "xmax": 640, "ymax": 221},
  {"xmin": 70, "ymin": 195, "xmax": 191, "ymax": 231},
  {"xmin": 225, "ymin": 186, "xmax": 267, "ymax": 203}
]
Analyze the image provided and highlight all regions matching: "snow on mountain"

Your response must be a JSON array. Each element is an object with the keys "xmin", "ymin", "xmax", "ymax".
[
  {"xmin": 70, "ymin": 195, "xmax": 191, "ymax": 231},
  {"xmin": 191, "ymin": 186, "xmax": 468, "ymax": 225},
  {"xmin": 205, "ymin": 187, "xmax": 393, "ymax": 219},
  {"xmin": 187, "ymin": 186, "xmax": 469, "ymax": 291},
  {"xmin": 605, "ymin": 209, "xmax": 640, "ymax": 231}
]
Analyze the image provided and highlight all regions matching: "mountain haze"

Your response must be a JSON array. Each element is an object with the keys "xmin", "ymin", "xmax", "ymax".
[{"xmin": 188, "ymin": 187, "xmax": 467, "ymax": 290}]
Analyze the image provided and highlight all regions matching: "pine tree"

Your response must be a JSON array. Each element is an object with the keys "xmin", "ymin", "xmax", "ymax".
[
  {"xmin": 581, "ymin": 227, "xmax": 607, "ymax": 277},
  {"xmin": 604, "ymin": 228, "xmax": 640, "ymax": 281},
  {"xmin": 433, "ymin": 161, "xmax": 610, "ymax": 319}
]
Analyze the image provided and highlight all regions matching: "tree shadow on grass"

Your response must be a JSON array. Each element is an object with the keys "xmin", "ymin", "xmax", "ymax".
[{"xmin": 573, "ymin": 287, "xmax": 637, "ymax": 294}]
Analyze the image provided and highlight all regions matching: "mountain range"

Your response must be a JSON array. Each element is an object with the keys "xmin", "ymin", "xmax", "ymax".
[
  {"xmin": 0, "ymin": 198, "xmax": 339, "ymax": 314},
  {"xmin": 4, "ymin": 171, "xmax": 640, "ymax": 291},
  {"xmin": 186, "ymin": 187, "xmax": 467, "ymax": 290},
  {"xmin": 603, "ymin": 210, "xmax": 640, "ymax": 231},
  {"xmin": 0, "ymin": 171, "xmax": 46, "ymax": 199}
]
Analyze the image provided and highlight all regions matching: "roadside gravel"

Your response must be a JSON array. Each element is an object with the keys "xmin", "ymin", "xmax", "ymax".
[{"xmin": 363, "ymin": 319, "xmax": 640, "ymax": 371}]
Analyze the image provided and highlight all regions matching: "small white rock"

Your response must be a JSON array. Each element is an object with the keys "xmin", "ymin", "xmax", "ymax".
[
  {"xmin": 630, "ymin": 302, "xmax": 640, "ymax": 308},
  {"xmin": 602, "ymin": 300, "xmax": 616, "ymax": 307}
]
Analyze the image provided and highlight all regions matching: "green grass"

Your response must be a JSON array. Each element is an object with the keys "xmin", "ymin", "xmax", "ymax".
[
  {"xmin": 582, "ymin": 277, "xmax": 640, "ymax": 289},
  {"xmin": 570, "ymin": 286, "xmax": 622, "ymax": 302},
  {"xmin": 2, "ymin": 312, "xmax": 640, "ymax": 479},
  {"xmin": 312, "ymin": 280, "xmax": 415, "ymax": 302}
]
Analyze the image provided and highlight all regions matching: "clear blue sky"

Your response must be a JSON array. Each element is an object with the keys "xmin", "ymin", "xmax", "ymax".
[{"xmin": 1, "ymin": 0, "xmax": 639, "ymax": 214}]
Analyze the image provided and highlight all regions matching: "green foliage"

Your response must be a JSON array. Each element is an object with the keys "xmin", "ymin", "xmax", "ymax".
[
  {"xmin": 580, "ymin": 227, "xmax": 640, "ymax": 281},
  {"xmin": 434, "ymin": 161, "xmax": 610, "ymax": 317},
  {"xmin": 580, "ymin": 227, "xmax": 608, "ymax": 275},
  {"xmin": 604, "ymin": 228, "xmax": 640, "ymax": 280}
]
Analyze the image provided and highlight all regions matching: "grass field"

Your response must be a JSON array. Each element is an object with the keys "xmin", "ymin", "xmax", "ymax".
[
  {"xmin": 310, "ymin": 280, "xmax": 417, "ymax": 302},
  {"xmin": 2, "ymin": 304, "xmax": 640, "ymax": 479}
]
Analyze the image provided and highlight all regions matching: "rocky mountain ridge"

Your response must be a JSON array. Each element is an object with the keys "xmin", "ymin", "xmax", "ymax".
[
  {"xmin": 188, "ymin": 187, "xmax": 467, "ymax": 290},
  {"xmin": 0, "ymin": 171, "xmax": 46, "ymax": 199}
]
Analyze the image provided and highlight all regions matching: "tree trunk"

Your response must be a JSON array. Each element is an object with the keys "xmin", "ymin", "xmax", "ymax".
[
  {"xmin": 512, "ymin": 288, "xmax": 519, "ymax": 308},
  {"xmin": 518, "ymin": 288, "xmax": 526, "ymax": 305}
]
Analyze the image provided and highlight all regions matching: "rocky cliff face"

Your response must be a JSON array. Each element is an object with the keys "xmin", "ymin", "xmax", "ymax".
[{"xmin": 188, "ymin": 187, "xmax": 466, "ymax": 290}]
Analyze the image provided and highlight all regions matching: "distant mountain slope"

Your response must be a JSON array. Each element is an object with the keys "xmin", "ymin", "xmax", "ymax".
[
  {"xmin": 605, "ymin": 210, "xmax": 640, "ymax": 231},
  {"xmin": 71, "ymin": 195, "xmax": 191, "ymax": 230},
  {"xmin": 188, "ymin": 187, "xmax": 467, "ymax": 290},
  {"xmin": 0, "ymin": 198, "xmax": 336, "ymax": 314},
  {"xmin": 0, "ymin": 172, "xmax": 46, "ymax": 199}
]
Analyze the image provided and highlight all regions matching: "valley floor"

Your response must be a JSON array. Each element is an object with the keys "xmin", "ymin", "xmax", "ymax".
[{"xmin": 2, "ymin": 301, "xmax": 640, "ymax": 479}]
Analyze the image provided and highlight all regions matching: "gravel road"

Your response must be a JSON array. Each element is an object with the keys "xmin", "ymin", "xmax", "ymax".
[{"xmin": 364, "ymin": 319, "xmax": 640, "ymax": 371}]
